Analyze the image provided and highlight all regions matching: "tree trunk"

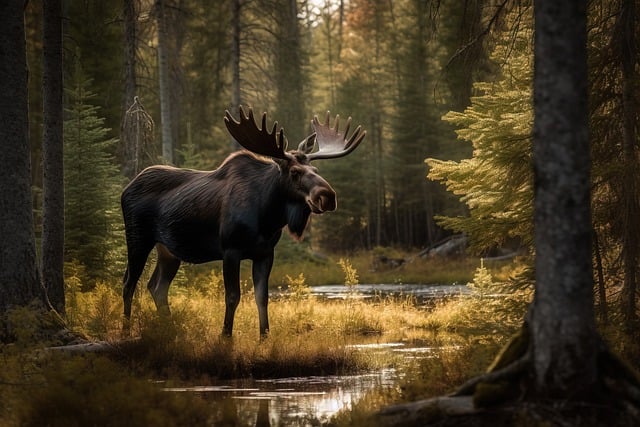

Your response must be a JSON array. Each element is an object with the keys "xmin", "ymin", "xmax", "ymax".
[
  {"xmin": 619, "ymin": 0, "xmax": 639, "ymax": 332},
  {"xmin": 0, "ymin": 1, "xmax": 43, "ymax": 312},
  {"xmin": 122, "ymin": 0, "xmax": 139, "ymax": 179},
  {"xmin": 378, "ymin": 2, "xmax": 640, "ymax": 424},
  {"xmin": 273, "ymin": 0, "xmax": 305, "ymax": 138},
  {"xmin": 230, "ymin": 0, "xmax": 241, "ymax": 150},
  {"xmin": 42, "ymin": 0, "xmax": 65, "ymax": 314},
  {"xmin": 529, "ymin": 0, "xmax": 599, "ymax": 396},
  {"xmin": 156, "ymin": 0, "xmax": 174, "ymax": 164}
]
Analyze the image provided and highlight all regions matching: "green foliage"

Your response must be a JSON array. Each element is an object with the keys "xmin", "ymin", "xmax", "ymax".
[
  {"xmin": 28, "ymin": 0, "xmax": 492, "ymax": 254},
  {"xmin": 427, "ymin": 15, "xmax": 534, "ymax": 254},
  {"xmin": 63, "ymin": 66, "xmax": 125, "ymax": 287},
  {"xmin": 175, "ymin": 141, "xmax": 208, "ymax": 170}
]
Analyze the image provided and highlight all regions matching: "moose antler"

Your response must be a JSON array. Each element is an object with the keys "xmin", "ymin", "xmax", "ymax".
[
  {"xmin": 224, "ymin": 106, "xmax": 289, "ymax": 159},
  {"xmin": 306, "ymin": 112, "xmax": 366, "ymax": 161}
]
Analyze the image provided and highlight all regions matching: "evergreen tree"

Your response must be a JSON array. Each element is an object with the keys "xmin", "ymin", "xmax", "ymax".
[
  {"xmin": 389, "ymin": 0, "xmax": 450, "ymax": 247},
  {"xmin": 427, "ymin": 17, "xmax": 534, "ymax": 253},
  {"xmin": 64, "ymin": 68, "xmax": 124, "ymax": 287},
  {"xmin": 313, "ymin": 0, "xmax": 393, "ymax": 251},
  {"xmin": 589, "ymin": 0, "xmax": 640, "ymax": 333},
  {"xmin": 64, "ymin": 1, "xmax": 123, "ymax": 138}
]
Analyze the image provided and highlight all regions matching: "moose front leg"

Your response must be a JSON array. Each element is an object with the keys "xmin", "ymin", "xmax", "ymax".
[
  {"xmin": 222, "ymin": 251, "xmax": 242, "ymax": 337},
  {"xmin": 252, "ymin": 254, "xmax": 274, "ymax": 337}
]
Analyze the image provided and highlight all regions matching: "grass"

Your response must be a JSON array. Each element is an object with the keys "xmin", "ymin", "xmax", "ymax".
[
  {"xmin": 272, "ymin": 250, "xmax": 479, "ymax": 287},
  {"xmin": 62, "ymin": 257, "xmax": 531, "ymax": 392},
  {"xmin": 64, "ymin": 277, "xmax": 439, "ymax": 379},
  {"xmin": 165, "ymin": 246, "xmax": 480, "ymax": 290},
  {"xmin": 1, "ymin": 253, "xmax": 536, "ymax": 426}
]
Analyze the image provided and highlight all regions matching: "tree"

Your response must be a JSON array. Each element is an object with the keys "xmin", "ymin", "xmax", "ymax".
[
  {"xmin": 528, "ymin": 0, "xmax": 598, "ymax": 396},
  {"xmin": 389, "ymin": 0, "xmax": 449, "ymax": 247},
  {"xmin": 313, "ymin": 0, "xmax": 392, "ymax": 251},
  {"xmin": 64, "ymin": 68, "xmax": 124, "ymax": 287},
  {"xmin": 230, "ymin": 0, "xmax": 242, "ymax": 114},
  {"xmin": 64, "ymin": 1, "xmax": 124, "ymax": 139},
  {"xmin": 0, "ymin": 1, "xmax": 43, "ymax": 313},
  {"xmin": 272, "ymin": 0, "xmax": 308, "ymax": 139},
  {"xmin": 180, "ymin": 0, "xmax": 231, "ymax": 160},
  {"xmin": 121, "ymin": 0, "xmax": 140, "ymax": 179},
  {"xmin": 616, "ymin": 0, "xmax": 639, "ymax": 332},
  {"xmin": 428, "ymin": 20, "xmax": 534, "ymax": 254},
  {"xmin": 438, "ymin": 0, "xmax": 492, "ymax": 112},
  {"xmin": 380, "ymin": 2, "xmax": 640, "ymax": 424},
  {"xmin": 42, "ymin": 0, "xmax": 65, "ymax": 314},
  {"xmin": 156, "ymin": 0, "xmax": 174, "ymax": 164}
]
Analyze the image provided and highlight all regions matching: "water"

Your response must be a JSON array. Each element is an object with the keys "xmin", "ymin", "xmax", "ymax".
[
  {"xmin": 164, "ymin": 369, "xmax": 397, "ymax": 426},
  {"xmin": 307, "ymin": 283, "xmax": 470, "ymax": 302},
  {"xmin": 164, "ymin": 284, "xmax": 469, "ymax": 426}
]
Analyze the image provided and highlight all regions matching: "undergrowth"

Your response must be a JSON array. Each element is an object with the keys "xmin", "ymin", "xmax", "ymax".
[{"xmin": 1, "ymin": 256, "xmax": 539, "ymax": 426}]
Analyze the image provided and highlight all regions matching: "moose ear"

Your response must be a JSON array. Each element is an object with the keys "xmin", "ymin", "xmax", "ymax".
[{"xmin": 297, "ymin": 133, "xmax": 316, "ymax": 154}]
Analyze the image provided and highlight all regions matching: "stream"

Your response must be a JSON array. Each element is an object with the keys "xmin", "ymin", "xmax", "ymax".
[
  {"xmin": 164, "ymin": 283, "xmax": 469, "ymax": 426},
  {"xmin": 164, "ymin": 368, "xmax": 398, "ymax": 426}
]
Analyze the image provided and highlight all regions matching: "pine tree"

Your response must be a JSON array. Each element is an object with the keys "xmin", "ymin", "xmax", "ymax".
[
  {"xmin": 427, "ymin": 17, "xmax": 534, "ymax": 253},
  {"xmin": 64, "ymin": 67, "xmax": 125, "ymax": 287},
  {"xmin": 389, "ymin": 0, "xmax": 451, "ymax": 247}
]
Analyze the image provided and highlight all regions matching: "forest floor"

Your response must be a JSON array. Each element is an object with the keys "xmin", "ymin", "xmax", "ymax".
[{"xmin": 4, "ymin": 254, "xmax": 638, "ymax": 426}]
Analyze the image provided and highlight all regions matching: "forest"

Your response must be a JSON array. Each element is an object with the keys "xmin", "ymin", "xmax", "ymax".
[{"xmin": 1, "ymin": 0, "xmax": 640, "ymax": 425}]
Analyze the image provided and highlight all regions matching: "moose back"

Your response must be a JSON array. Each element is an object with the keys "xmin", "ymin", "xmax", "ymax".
[{"xmin": 121, "ymin": 107, "xmax": 365, "ymax": 337}]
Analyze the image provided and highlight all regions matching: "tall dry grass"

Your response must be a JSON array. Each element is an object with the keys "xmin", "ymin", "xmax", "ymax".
[
  {"xmin": 63, "ymin": 264, "xmax": 443, "ymax": 380},
  {"xmin": 1, "ymin": 256, "xmax": 535, "ymax": 426}
]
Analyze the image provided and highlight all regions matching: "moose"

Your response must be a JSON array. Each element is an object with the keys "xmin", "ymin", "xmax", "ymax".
[{"xmin": 121, "ymin": 107, "xmax": 365, "ymax": 337}]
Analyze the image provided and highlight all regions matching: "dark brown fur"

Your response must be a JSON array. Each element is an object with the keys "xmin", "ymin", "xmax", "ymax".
[{"xmin": 121, "ymin": 150, "xmax": 336, "ymax": 336}]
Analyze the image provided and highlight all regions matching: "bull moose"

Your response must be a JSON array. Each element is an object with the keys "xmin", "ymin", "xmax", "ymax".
[{"xmin": 121, "ymin": 107, "xmax": 365, "ymax": 337}]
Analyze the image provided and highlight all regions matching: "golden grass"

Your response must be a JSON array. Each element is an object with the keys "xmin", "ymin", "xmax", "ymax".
[
  {"xmin": 60, "ymin": 257, "xmax": 530, "ymax": 382},
  {"xmin": 6, "ymin": 256, "xmax": 639, "ymax": 426},
  {"xmin": 2, "ymin": 257, "xmax": 549, "ymax": 426},
  {"xmin": 63, "ymin": 270, "xmax": 444, "ymax": 380}
]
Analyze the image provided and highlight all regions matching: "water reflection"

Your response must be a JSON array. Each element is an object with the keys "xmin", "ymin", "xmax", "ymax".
[
  {"xmin": 164, "ymin": 285, "xmax": 469, "ymax": 425},
  {"xmin": 164, "ymin": 370, "xmax": 397, "ymax": 426},
  {"xmin": 306, "ymin": 283, "xmax": 469, "ymax": 302}
]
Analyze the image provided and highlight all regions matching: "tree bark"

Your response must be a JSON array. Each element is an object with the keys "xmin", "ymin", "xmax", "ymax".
[
  {"xmin": 156, "ymin": 0, "xmax": 174, "ymax": 164},
  {"xmin": 42, "ymin": 0, "xmax": 65, "ymax": 314},
  {"xmin": 0, "ymin": 1, "xmax": 43, "ymax": 312},
  {"xmin": 273, "ymin": 0, "xmax": 305, "ymax": 139},
  {"xmin": 230, "ymin": 0, "xmax": 241, "ymax": 150},
  {"xmin": 529, "ymin": 0, "xmax": 598, "ymax": 396},
  {"xmin": 619, "ymin": 0, "xmax": 639, "ymax": 332},
  {"xmin": 122, "ymin": 0, "xmax": 139, "ymax": 179}
]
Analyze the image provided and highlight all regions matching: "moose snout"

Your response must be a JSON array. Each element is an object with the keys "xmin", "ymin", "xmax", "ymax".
[{"xmin": 308, "ymin": 187, "xmax": 336, "ymax": 213}]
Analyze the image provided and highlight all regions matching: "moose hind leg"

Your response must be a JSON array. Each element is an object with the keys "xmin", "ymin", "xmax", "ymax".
[
  {"xmin": 123, "ymin": 243, "xmax": 154, "ymax": 319},
  {"xmin": 148, "ymin": 244, "xmax": 181, "ymax": 316}
]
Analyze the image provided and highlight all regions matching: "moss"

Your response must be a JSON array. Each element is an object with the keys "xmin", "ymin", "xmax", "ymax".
[{"xmin": 486, "ymin": 324, "xmax": 529, "ymax": 373}]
